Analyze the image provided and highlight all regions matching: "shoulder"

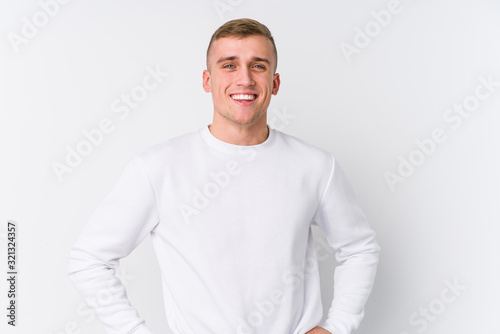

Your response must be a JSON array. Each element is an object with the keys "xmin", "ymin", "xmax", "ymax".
[
  {"xmin": 273, "ymin": 129, "xmax": 335, "ymax": 167},
  {"xmin": 125, "ymin": 128, "xmax": 202, "ymax": 178},
  {"xmin": 138, "ymin": 128, "xmax": 200, "ymax": 160}
]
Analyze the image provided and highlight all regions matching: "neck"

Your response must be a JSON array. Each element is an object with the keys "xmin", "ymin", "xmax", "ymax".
[{"xmin": 208, "ymin": 115, "xmax": 269, "ymax": 146}]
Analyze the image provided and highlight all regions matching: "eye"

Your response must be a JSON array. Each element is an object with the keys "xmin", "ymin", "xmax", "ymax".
[
  {"xmin": 223, "ymin": 64, "xmax": 235, "ymax": 69},
  {"xmin": 254, "ymin": 64, "xmax": 266, "ymax": 70}
]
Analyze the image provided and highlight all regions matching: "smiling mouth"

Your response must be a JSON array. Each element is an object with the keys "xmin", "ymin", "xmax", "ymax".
[{"xmin": 230, "ymin": 94, "xmax": 257, "ymax": 102}]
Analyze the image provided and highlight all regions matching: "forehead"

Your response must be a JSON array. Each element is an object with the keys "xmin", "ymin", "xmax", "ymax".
[{"xmin": 208, "ymin": 35, "xmax": 275, "ymax": 62}]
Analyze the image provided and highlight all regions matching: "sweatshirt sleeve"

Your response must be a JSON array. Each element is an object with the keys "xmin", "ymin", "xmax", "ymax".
[
  {"xmin": 312, "ymin": 154, "xmax": 380, "ymax": 334},
  {"xmin": 67, "ymin": 153, "xmax": 159, "ymax": 334}
]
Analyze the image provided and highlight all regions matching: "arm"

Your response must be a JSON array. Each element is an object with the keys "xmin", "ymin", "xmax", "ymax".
[
  {"xmin": 67, "ymin": 153, "xmax": 159, "ymax": 334},
  {"xmin": 312, "ymin": 154, "xmax": 380, "ymax": 334}
]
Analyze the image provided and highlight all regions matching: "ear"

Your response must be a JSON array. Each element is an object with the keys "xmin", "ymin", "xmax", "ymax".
[
  {"xmin": 272, "ymin": 73, "xmax": 280, "ymax": 95},
  {"xmin": 203, "ymin": 70, "xmax": 211, "ymax": 93}
]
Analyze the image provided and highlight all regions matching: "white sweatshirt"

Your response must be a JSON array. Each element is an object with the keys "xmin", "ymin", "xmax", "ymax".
[{"xmin": 68, "ymin": 125, "xmax": 380, "ymax": 334}]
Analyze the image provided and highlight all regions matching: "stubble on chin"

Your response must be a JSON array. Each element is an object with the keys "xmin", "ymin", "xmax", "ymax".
[{"xmin": 220, "ymin": 107, "xmax": 265, "ymax": 127}]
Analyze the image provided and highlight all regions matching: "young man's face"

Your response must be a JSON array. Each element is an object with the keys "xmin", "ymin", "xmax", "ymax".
[{"xmin": 203, "ymin": 35, "xmax": 280, "ymax": 127}]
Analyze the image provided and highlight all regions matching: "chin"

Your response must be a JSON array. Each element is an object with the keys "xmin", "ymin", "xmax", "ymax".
[{"xmin": 234, "ymin": 114, "xmax": 262, "ymax": 125}]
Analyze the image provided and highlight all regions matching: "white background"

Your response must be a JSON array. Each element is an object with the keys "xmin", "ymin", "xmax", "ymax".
[{"xmin": 1, "ymin": 0, "xmax": 499, "ymax": 333}]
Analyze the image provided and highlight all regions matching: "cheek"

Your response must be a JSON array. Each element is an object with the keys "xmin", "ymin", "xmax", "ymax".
[
  {"xmin": 260, "ymin": 78, "xmax": 274, "ymax": 93},
  {"xmin": 213, "ymin": 78, "xmax": 229, "ymax": 94},
  {"xmin": 260, "ymin": 84, "xmax": 273, "ymax": 99}
]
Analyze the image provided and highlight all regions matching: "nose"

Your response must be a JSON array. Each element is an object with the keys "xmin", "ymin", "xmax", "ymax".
[{"xmin": 235, "ymin": 67, "xmax": 255, "ymax": 87}]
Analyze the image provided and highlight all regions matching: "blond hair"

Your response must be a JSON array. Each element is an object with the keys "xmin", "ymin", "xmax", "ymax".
[{"xmin": 206, "ymin": 18, "xmax": 277, "ymax": 72}]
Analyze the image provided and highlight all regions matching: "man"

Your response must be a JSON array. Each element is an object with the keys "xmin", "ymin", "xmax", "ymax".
[{"xmin": 68, "ymin": 18, "xmax": 380, "ymax": 334}]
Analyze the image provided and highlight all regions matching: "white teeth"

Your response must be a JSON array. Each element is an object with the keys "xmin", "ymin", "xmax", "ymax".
[{"xmin": 231, "ymin": 94, "xmax": 256, "ymax": 101}]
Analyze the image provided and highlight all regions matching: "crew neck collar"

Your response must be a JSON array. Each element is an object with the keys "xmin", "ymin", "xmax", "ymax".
[{"xmin": 199, "ymin": 124, "xmax": 276, "ymax": 155}]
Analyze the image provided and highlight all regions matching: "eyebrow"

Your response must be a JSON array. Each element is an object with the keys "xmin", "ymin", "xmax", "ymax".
[{"xmin": 216, "ymin": 56, "xmax": 271, "ymax": 66}]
